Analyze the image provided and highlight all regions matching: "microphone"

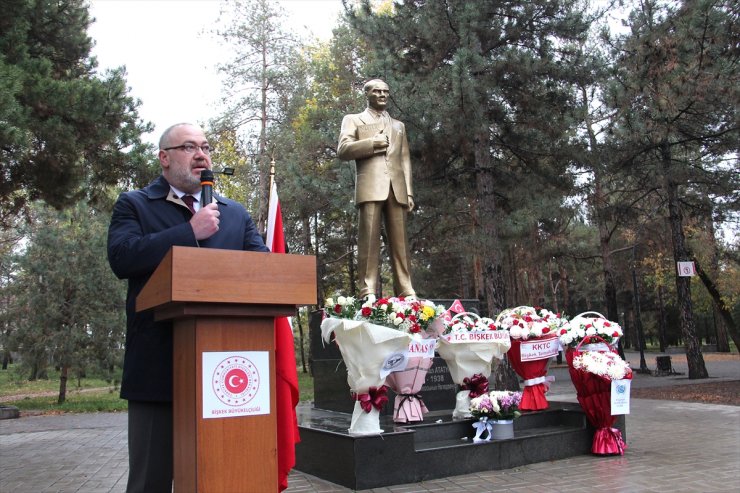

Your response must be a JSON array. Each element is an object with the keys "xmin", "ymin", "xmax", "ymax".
[{"xmin": 200, "ymin": 169, "xmax": 214, "ymax": 208}]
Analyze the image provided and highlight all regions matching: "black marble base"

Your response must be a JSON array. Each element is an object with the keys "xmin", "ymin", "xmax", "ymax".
[{"xmin": 295, "ymin": 402, "xmax": 626, "ymax": 490}]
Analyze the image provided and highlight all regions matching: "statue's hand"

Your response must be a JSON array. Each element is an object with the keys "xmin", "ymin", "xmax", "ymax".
[
  {"xmin": 407, "ymin": 196, "xmax": 415, "ymax": 211},
  {"xmin": 372, "ymin": 130, "xmax": 389, "ymax": 151}
]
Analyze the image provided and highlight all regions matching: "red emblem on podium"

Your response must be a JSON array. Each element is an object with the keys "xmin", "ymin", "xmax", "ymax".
[{"xmin": 212, "ymin": 356, "xmax": 260, "ymax": 406}]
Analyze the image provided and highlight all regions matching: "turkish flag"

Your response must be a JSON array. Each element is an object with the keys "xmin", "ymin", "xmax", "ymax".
[
  {"xmin": 443, "ymin": 300, "xmax": 465, "ymax": 322},
  {"xmin": 267, "ymin": 181, "xmax": 300, "ymax": 491}
]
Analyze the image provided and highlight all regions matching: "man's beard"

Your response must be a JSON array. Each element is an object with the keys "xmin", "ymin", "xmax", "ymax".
[{"xmin": 169, "ymin": 165, "xmax": 201, "ymax": 193}]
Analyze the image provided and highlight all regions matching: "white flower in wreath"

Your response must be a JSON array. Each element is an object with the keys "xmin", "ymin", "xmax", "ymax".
[
  {"xmin": 490, "ymin": 397, "xmax": 500, "ymax": 414},
  {"xmin": 592, "ymin": 357, "xmax": 608, "ymax": 375},
  {"xmin": 607, "ymin": 363, "xmax": 626, "ymax": 380},
  {"xmin": 530, "ymin": 321, "xmax": 547, "ymax": 338},
  {"xmin": 510, "ymin": 325, "xmax": 525, "ymax": 339}
]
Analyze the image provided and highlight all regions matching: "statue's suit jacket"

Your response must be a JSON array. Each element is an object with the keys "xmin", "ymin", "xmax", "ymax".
[{"xmin": 337, "ymin": 109, "xmax": 413, "ymax": 206}]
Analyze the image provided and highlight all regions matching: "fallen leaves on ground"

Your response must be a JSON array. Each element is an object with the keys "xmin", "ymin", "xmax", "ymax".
[{"xmin": 631, "ymin": 380, "xmax": 740, "ymax": 406}]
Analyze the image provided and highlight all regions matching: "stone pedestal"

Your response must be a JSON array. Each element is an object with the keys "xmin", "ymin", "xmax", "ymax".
[{"xmin": 295, "ymin": 402, "xmax": 626, "ymax": 490}]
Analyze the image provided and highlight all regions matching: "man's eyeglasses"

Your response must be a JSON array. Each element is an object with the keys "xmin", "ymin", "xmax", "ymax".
[{"xmin": 163, "ymin": 144, "xmax": 212, "ymax": 155}]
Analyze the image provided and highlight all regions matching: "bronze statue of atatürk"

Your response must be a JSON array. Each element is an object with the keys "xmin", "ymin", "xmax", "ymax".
[{"xmin": 338, "ymin": 79, "xmax": 415, "ymax": 298}]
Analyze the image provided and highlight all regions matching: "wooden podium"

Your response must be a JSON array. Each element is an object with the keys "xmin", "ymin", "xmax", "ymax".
[{"xmin": 136, "ymin": 246, "xmax": 316, "ymax": 492}]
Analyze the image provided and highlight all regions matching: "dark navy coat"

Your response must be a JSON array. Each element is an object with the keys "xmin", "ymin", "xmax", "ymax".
[{"xmin": 107, "ymin": 175, "xmax": 268, "ymax": 402}]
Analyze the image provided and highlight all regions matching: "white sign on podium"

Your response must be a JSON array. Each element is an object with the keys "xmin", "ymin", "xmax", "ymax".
[{"xmin": 202, "ymin": 351, "xmax": 270, "ymax": 419}]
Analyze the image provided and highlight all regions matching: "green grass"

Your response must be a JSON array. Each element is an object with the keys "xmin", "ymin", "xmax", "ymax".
[
  {"xmin": 0, "ymin": 366, "xmax": 117, "ymax": 398},
  {"xmin": 0, "ymin": 364, "xmax": 126, "ymax": 413},
  {"xmin": 6, "ymin": 388, "xmax": 128, "ymax": 413},
  {"xmin": 0, "ymin": 364, "xmax": 316, "ymax": 414},
  {"xmin": 297, "ymin": 370, "xmax": 314, "ymax": 402}
]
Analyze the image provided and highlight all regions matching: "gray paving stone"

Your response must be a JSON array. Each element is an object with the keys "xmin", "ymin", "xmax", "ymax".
[{"xmin": 1, "ymin": 353, "xmax": 739, "ymax": 492}]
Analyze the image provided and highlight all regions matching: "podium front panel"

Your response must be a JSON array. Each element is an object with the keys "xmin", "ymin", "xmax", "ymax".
[{"xmin": 173, "ymin": 315, "xmax": 277, "ymax": 492}]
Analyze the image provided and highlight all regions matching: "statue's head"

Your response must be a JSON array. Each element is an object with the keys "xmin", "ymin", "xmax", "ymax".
[{"xmin": 364, "ymin": 79, "xmax": 390, "ymax": 112}]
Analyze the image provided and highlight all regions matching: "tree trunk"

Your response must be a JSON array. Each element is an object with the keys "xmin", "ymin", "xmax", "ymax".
[
  {"xmin": 313, "ymin": 212, "xmax": 324, "ymax": 306},
  {"xmin": 506, "ymin": 247, "xmax": 518, "ymax": 307},
  {"xmin": 461, "ymin": 255, "xmax": 472, "ymax": 299},
  {"xmin": 661, "ymin": 142, "xmax": 708, "ymax": 378},
  {"xmin": 296, "ymin": 309, "xmax": 307, "ymax": 373},
  {"xmin": 559, "ymin": 263, "xmax": 570, "ymax": 315},
  {"xmin": 622, "ymin": 308, "xmax": 632, "ymax": 350},
  {"xmin": 657, "ymin": 285, "xmax": 668, "ymax": 352},
  {"xmin": 473, "ymin": 135, "xmax": 506, "ymax": 315},
  {"xmin": 491, "ymin": 358, "xmax": 520, "ymax": 392},
  {"xmin": 257, "ymin": 40, "xmax": 270, "ymax": 233},
  {"xmin": 714, "ymin": 308, "xmax": 730, "ymax": 352},
  {"xmin": 598, "ymin": 205, "xmax": 619, "ymax": 322},
  {"xmin": 692, "ymin": 256, "xmax": 740, "ymax": 351},
  {"xmin": 705, "ymin": 194, "xmax": 730, "ymax": 352},
  {"xmin": 548, "ymin": 258, "xmax": 560, "ymax": 313},
  {"xmin": 471, "ymin": 131, "xmax": 517, "ymax": 390},
  {"xmin": 58, "ymin": 365, "xmax": 68, "ymax": 405},
  {"xmin": 631, "ymin": 249, "xmax": 648, "ymax": 371},
  {"xmin": 472, "ymin": 253, "xmax": 483, "ymax": 305},
  {"xmin": 582, "ymin": 86, "xmax": 619, "ymax": 323}
]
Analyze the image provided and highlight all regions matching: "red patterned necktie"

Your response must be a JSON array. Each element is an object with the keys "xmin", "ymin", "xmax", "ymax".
[{"xmin": 181, "ymin": 195, "xmax": 196, "ymax": 214}]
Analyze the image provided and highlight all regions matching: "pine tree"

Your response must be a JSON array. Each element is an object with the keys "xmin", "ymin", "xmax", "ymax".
[
  {"xmin": 11, "ymin": 202, "xmax": 126, "ymax": 401},
  {"xmin": 0, "ymin": 0, "xmax": 152, "ymax": 226},
  {"xmin": 607, "ymin": 0, "xmax": 739, "ymax": 377}
]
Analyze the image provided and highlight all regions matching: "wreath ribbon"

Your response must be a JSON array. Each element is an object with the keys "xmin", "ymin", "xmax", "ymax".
[
  {"xmin": 398, "ymin": 393, "xmax": 423, "ymax": 406},
  {"xmin": 461, "ymin": 373, "xmax": 489, "ymax": 398},
  {"xmin": 352, "ymin": 385, "xmax": 389, "ymax": 413},
  {"xmin": 522, "ymin": 375, "xmax": 555, "ymax": 390},
  {"xmin": 607, "ymin": 427, "xmax": 628, "ymax": 454}
]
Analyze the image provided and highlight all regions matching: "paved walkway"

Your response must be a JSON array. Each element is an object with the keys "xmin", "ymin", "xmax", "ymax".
[{"xmin": 1, "ymin": 352, "xmax": 738, "ymax": 493}]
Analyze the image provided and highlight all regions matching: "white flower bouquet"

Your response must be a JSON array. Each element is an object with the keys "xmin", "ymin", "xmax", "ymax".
[
  {"xmin": 321, "ymin": 295, "xmax": 446, "ymax": 431},
  {"xmin": 572, "ymin": 351, "xmax": 632, "ymax": 381},
  {"xmin": 558, "ymin": 311, "xmax": 623, "ymax": 350},
  {"xmin": 436, "ymin": 312, "xmax": 511, "ymax": 420},
  {"xmin": 494, "ymin": 305, "xmax": 564, "ymax": 340}
]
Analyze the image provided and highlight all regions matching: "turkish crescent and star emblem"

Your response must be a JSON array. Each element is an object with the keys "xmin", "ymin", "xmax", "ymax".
[{"xmin": 212, "ymin": 356, "xmax": 260, "ymax": 406}]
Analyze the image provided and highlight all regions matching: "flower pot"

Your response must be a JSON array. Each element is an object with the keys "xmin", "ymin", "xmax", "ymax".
[{"xmin": 491, "ymin": 419, "xmax": 514, "ymax": 440}]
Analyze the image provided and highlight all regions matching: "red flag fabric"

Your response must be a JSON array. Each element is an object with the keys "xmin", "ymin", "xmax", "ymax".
[
  {"xmin": 448, "ymin": 299, "xmax": 466, "ymax": 314},
  {"xmin": 267, "ymin": 181, "xmax": 300, "ymax": 491},
  {"xmin": 444, "ymin": 300, "xmax": 465, "ymax": 322}
]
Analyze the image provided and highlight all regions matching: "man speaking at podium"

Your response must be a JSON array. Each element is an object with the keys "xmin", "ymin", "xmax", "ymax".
[{"xmin": 107, "ymin": 123, "xmax": 268, "ymax": 492}]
